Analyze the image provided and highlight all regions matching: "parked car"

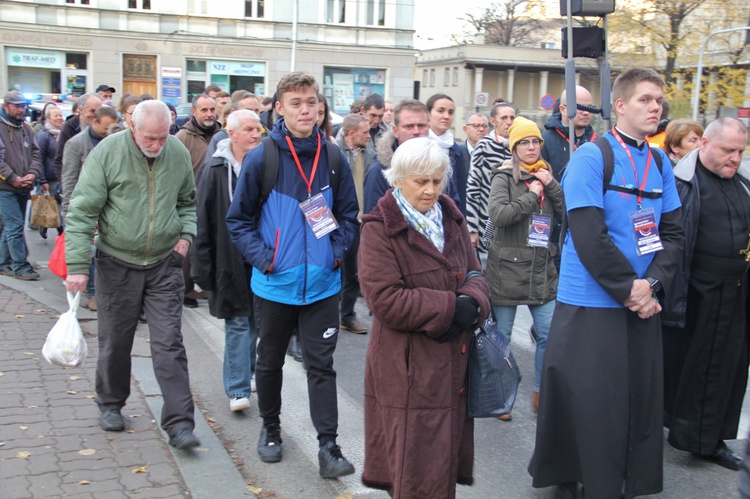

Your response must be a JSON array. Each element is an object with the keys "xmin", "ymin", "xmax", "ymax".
[{"xmin": 26, "ymin": 100, "xmax": 73, "ymax": 123}]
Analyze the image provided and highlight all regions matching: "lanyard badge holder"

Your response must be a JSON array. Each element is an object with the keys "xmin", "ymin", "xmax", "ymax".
[{"xmin": 526, "ymin": 182, "xmax": 551, "ymax": 248}]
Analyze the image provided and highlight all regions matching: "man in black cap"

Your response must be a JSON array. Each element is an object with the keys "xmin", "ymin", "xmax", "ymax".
[
  {"xmin": 95, "ymin": 85, "xmax": 116, "ymax": 101},
  {"xmin": 0, "ymin": 91, "xmax": 42, "ymax": 280}
]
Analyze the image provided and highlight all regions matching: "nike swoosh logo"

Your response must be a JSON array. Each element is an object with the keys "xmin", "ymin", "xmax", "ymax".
[{"xmin": 323, "ymin": 327, "xmax": 337, "ymax": 339}]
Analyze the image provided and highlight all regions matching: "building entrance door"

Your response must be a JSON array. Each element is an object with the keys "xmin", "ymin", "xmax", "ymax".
[{"xmin": 123, "ymin": 54, "xmax": 157, "ymax": 97}]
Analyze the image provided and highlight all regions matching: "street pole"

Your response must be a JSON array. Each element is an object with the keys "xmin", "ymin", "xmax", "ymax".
[
  {"xmin": 691, "ymin": 26, "xmax": 750, "ymax": 122},
  {"xmin": 291, "ymin": 0, "xmax": 299, "ymax": 71},
  {"xmin": 566, "ymin": 0, "xmax": 576, "ymax": 161}
]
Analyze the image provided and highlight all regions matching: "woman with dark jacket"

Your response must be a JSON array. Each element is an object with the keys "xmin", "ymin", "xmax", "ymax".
[
  {"xmin": 359, "ymin": 137, "xmax": 491, "ymax": 499},
  {"xmin": 427, "ymin": 93, "xmax": 468, "ymax": 215},
  {"xmin": 36, "ymin": 104, "xmax": 65, "ymax": 238},
  {"xmin": 485, "ymin": 117, "xmax": 564, "ymax": 417}
]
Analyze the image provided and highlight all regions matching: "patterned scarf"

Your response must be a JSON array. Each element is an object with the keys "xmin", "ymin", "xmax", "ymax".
[{"xmin": 392, "ymin": 188, "xmax": 445, "ymax": 252}]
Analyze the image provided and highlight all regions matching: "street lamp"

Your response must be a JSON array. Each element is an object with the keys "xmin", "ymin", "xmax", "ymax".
[{"xmin": 691, "ymin": 26, "xmax": 750, "ymax": 122}]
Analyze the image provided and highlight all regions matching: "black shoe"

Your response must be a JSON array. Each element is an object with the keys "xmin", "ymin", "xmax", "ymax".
[
  {"xmin": 705, "ymin": 441, "xmax": 743, "ymax": 470},
  {"xmin": 318, "ymin": 441, "xmax": 355, "ymax": 478},
  {"xmin": 169, "ymin": 429, "xmax": 200, "ymax": 449},
  {"xmin": 258, "ymin": 423, "xmax": 283, "ymax": 463},
  {"xmin": 39, "ymin": 227, "xmax": 48, "ymax": 239},
  {"xmin": 99, "ymin": 409, "xmax": 125, "ymax": 432},
  {"xmin": 287, "ymin": 335, "xmax": 303, "ymax": 362},
  {"xmin": 183, "ymin": 297, "xmax": 198, "ymax": 308}
]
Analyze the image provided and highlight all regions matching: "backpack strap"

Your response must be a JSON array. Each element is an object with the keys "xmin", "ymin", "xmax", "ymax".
[{"xmin": 598, "ymin": 136, "xmax": 663, "ymax": 199}]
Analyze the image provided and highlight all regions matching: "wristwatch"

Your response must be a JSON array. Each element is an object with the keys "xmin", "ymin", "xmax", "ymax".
[{"xmin": 645, "ymin": 277, "xmax": 664, "ymax": 301}]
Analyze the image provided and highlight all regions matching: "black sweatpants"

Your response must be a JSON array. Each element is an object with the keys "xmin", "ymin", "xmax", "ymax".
[
  {"xmin": 94, "ymin": 250, "xmax": 195, "ymax": 437},
  {"xmin": 255, "ymin": 294, "xmax": 340, "ymax": 445}
]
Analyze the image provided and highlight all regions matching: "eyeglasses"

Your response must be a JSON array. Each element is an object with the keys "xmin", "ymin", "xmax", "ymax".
[
  {"xmin": 517, "ymin": 139, "xmax": 543, "ymax": 148},
  {"xmin": 466, "ymin": 123, "xmax": 489, "ymax": 129}
]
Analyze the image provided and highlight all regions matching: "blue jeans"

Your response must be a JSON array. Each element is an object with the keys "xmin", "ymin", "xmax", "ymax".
[
  {"xmin": 0, "ymin": 190, "xmax": 32, "ymax": 273},
  {"xmin": 223, "ymin": 315, "xmax": 258, "ymax": 399},
  {"xmin": 493, "ymin": 300, "xmax": 555, "ymax": 392}
]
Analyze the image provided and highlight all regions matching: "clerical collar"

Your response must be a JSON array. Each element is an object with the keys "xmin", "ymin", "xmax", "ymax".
[{"xmin": 614, "ymin": 127, "xmax": 646, "ymax": 149}]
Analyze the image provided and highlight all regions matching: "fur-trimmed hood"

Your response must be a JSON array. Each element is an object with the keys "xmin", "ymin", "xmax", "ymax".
[{"xmin": 374, "ymin": 129, "xmax": 398, "ymax": 169}]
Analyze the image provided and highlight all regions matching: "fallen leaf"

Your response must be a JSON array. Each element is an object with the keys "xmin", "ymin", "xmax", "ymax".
[
  {"xmin": 126, "ymin": 430, "xmax": 135, "ymax": 434},
  {"xmin": 36, "ymin": 436, "xmax": 44, "ymax": 439},
  {"xmin": 131, "ymin": 466, "xmax": 148, "ymax": 474},
  {"xmin": 16, "ymin": 451, "xmax": 31, "ymax": 458},
  {"xmin": 0, "ymin": 372, "xmax": 5, "ymax": 376},
  {"xmin": 78, "ymin": 480, "xmax": 91, "ymax": 485},
  {"xmin": 195, "ymin": 447, "xmax": 208, "ymax": 452},
  {"xmin": 246, "ymin": 485, "xmax": 263, "ymax": 494},
  {"xmin": 85, "ymin": 395, "xmax": 95, "ymax": 399},
  {"xmin": 37, "ymin": 309, "xmax": 45, "ymax": 313},
  {"xmin": 19, "ymin": 426, "xmax": 28, "ymax": 431},
  {"xmin": 128, "ymin": 414, "xmax": 141, "ymax": 418},
  {"xmin": 68, "ymin": 376, "xmax": 81, "ymax": 381},
  {"xmin": 78, "ymin": 449, "xmax": 96, "ymax": 456},
  {"xmin": 16, "ymin": 315, "xmax": 25, "ymax": 319},
  {"xmin": 335, "ymin": 494, "xmax": 355, "ymax": 499},
  {"xmin": 28, "ymin": 405, "xmax": 38, "ymax": 408},
  {"xmin": 23, "ymin": 351, "xmax": 34, "ymax": 355},
  {"xmin": 66, "ymin": 391, "xmax": 78, "ymax": 395},
  {"xmin": 206, "ymin": 417, "xmax": 217, "ymax": 423}
]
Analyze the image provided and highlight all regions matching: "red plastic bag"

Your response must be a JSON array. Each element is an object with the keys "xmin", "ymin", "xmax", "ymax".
[{"xmin": 49, "ymin": 233, "xmax": 67, "ymax": 280}]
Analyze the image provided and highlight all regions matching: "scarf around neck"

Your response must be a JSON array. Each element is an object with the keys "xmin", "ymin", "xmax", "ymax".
[
  {"xmin": 521, "ymin": 160, "xmax": 548, "ymax": 174},
  {"xmin": 44, "ymin": 121, "xmax": 61, "ymax": 136},
  {"xmin": 392, "ymin": 188, "xmax": 445, "ymax": 253},
  {"xmin": 0, "ymin": 108, "xmax": 24, "ymax": 127},
  {"xmin": 429, "ymin": 129, "xmax": 454, "ymax": 151}
]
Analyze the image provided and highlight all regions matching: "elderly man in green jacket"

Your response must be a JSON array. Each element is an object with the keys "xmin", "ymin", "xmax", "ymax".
[{"xmin": 65, "ymin": 100, "xmax": 200, "ymax": 449}]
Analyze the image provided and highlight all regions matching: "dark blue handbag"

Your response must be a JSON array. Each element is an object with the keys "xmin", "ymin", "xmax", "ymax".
[{"xmin": 468, "ymin": 317, "xmax": 522, "ymax": 418}]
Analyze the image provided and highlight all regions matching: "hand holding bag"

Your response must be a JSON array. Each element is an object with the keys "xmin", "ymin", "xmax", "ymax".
[
  {"xmin": 42, "ymin": 291, "xmax": 87, "ymax": 368},
  {"xmin": 30, "ymin": 192, "xmax": 61, "ymax": 229},
  {"xmin": 468, "ymin": 316, "xmax": 522, "ymax": 418}
]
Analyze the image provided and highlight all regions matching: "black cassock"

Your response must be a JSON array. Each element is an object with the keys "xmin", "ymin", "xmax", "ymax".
[{"xmin": 663, "ymin": 164, "xmax": 750, "ymax": 456}]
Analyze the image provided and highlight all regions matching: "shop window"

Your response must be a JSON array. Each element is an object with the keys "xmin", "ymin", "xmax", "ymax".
[
  {"xmin": 187, "ymin": 59, "xmax": 207, "ymax": 73},
  {"xmin": 66, "ymin": 53, "xmax": 88, "ymax": 70},
  {"xmin": 366, "ymin": 0, "xmax": 385, "ymax": 26},
  {"xmin": 326, "ymin": 0, "xmax": 346, "ymax": 23},
  {"xmin": 323, "ymin": 67, "xmax": 386, "ymax": 115},
  {"xmin": 245, "ymin": 0, "xmax": 265, "ymax": 18}
]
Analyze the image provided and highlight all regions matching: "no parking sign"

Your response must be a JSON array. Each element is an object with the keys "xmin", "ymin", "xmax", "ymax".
[
  {"xmin": 474, "ymin": 92, "xmax": 489, "ymax": 108},
  {"xmin": 540, "ymin": 94, "xmax": 556, "ymax": 110}
]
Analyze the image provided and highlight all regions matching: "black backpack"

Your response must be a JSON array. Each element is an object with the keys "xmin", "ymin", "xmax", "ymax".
[
  {"xmin": 256, "ymin": 135, "xmax": 342, "ymax": 220},
  {"xmin": 559, "ymin": 136, "xmax": 664, "ymax": 246}
]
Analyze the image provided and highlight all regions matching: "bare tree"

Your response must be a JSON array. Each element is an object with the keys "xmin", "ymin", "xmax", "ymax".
[{"xmin": 461, "ymin": 0, "xmax": 543, "ymax": 47}]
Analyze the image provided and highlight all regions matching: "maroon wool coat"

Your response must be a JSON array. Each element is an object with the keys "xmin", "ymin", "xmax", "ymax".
[{"xmin": 359, "ymin": 190, "xmax": 491, "ymax": 499}]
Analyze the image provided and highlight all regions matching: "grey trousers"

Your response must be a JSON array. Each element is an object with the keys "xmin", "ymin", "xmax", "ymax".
[{"xmin": 94, "ymin": 250, "xmax": 194, "ymax": 436}]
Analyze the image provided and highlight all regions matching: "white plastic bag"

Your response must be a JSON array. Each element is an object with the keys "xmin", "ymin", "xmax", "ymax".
[{"xmin": 42, "ymin": 291, "xmax": 88, "ymax": 368}]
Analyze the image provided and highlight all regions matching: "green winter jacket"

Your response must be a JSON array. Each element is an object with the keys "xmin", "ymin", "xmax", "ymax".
[{"xmin": 65, "ymin": 129, "xmax": 197, "ymax": 275}]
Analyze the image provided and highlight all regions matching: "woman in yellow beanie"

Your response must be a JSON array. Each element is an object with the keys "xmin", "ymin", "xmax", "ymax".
[{"xmin": 485, "ymin": 116, "xmax": 564, "ymax": 418}]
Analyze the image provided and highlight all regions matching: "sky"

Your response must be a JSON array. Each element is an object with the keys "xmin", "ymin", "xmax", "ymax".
[{"xmin": 413, "ymin": 0, "xmax": 488, "ymax": 50}]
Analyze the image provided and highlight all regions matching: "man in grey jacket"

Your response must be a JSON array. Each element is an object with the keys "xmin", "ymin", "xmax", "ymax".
[{"xmin": 0, "ymin": 91, "xmax": 41, "ymax": 281}]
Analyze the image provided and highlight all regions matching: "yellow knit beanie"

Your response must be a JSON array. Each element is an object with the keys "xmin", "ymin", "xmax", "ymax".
[{"xmin": 508, "ymin": 116, "xmax": 543, "ymax": 151}]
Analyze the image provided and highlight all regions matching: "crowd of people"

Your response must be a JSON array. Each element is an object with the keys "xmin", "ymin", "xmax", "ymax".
[{"xmin": 1, "ymin": 64, "xmax": 749, "ymax": 498}]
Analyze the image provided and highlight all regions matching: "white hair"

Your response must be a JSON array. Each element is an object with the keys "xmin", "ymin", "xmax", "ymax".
[
  {"xmin": 384, "ymin": 137, "xmax": 452, "ymax": 190},
  {"xmin": 226, "ymin": 109, "xmax": 260, "ymax": 131},
  {"xmin": 132, "ymin": 100, "xmax": 171, "ymax": 130}
]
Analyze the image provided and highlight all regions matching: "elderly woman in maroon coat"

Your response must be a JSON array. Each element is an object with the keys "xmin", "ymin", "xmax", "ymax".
[{"xmin": 359, "ymin": 137, "xmax": 491, "ymax": 499}]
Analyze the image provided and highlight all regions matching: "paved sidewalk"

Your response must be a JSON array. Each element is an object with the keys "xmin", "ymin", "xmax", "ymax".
[{"xmin": 0, "ymin": 285, "xmax": 189, "ymax": 499}]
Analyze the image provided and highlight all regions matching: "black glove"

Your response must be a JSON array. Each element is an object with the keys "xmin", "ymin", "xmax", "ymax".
[{"xmin": 453, "ymin": 295, "xmax": 480, "ymax": 331}]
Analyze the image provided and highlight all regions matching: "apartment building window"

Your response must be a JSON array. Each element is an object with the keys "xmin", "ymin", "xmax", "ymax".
[
  {"xmin": 189, "ymin": 0, "xmax": 208, "ymax": 14},
  {"xmin": 66, "ymin": 0, "xmax": 90, "ymax": 4},
  {"xmin": 366, "ymin": 0, "xmax": 385, "ymax": 26},
  {"xmin": 430, "ymin": 69, "xmax": 435, "ymax": 87},
  {"xmin": 245, "ymin": 0, "xmax": 265, "ymax": 18},
  {"xmin": 327, "ymin": 0, "xmax": 346, "ymax": 23},
  {"xmin": 422, "ymin": 70, "xmax": 428, "ymax": 87},
  {"xmin": 128, "ymin": 0, "xmax": 151, "ymax": 9},
  {"xmin": 444, "ymin": 68, "xmax": 450, "ymax": 86}
]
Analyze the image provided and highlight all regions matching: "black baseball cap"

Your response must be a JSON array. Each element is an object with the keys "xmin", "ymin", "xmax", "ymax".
[{"xmin": 95, "ymin": 84, "xmax": 116, "ymax": 94}]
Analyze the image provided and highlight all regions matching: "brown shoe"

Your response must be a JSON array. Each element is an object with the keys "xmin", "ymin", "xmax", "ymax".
[
  {"xmin": 84, "ymin": 297, "xmax": 97, "ymax": 311},
  {"xmin": 497, "ymin": 413, "xmax": 512, "ymax": 421},
  {"xmin": 340, "ymin": 320, "xmax": 368, "ymax": 334},
  {"xmin": 531, "ymin": 391, "xmax": 539, "ymax": 413}
]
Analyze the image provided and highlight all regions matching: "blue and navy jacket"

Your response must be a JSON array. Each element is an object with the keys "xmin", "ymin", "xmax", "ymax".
[{"xmin": 226, "ymin": 119, "xmax": 359, "ymax": 306}]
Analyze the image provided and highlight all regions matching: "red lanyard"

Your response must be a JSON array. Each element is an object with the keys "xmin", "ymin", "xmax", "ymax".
[
  {"xmin": 555, "ymin": 129, "xmax": 597, "ymax": 150},
  {"xmin": 524, "ymin": 181, "xmax": 544, "ymax": 210},
  {"xmin": 611, "ymin": 128, "xmax": 652, "ymax": 206},
  {"xmin": 285, "ymin": 133, "xmax": 321, "ymax": 197}
]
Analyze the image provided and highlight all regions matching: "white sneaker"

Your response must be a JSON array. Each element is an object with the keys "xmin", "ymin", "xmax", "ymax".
[
  {"xmin": 230, "ymin": 397, "xmax": 251, "ymax": 412},
  {"xmin": 251, "ymin": 377, "xmax": 256, "ymax": 393}
]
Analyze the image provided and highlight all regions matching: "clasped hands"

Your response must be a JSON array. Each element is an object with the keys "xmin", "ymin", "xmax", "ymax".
[{"xmin": 624, "ymin": 279, "xmax": 661, "ymax": 319}]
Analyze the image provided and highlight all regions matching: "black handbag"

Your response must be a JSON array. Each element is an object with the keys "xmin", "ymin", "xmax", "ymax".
[{"xmin": 468, "ymin": 316, "xmax": 522, "ymax": 418}]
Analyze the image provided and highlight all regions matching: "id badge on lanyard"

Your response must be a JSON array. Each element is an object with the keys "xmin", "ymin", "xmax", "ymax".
[
  {"xmin": 300, "ymin": 193, "xmax": 339, "ymax": 239},
  {"xmin": 528, "ymin": 214, "xmax": 551, "ymax": 248}
]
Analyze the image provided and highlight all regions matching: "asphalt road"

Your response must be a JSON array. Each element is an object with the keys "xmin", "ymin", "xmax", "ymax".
[{"xmin": 20, "ymin": 216, "xmax": 750, "ymax": 499}]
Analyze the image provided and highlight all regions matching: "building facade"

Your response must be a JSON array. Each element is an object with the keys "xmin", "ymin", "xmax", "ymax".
[{"xmin": 0, "ymin": 0, "xmax": 416, "ymax": 111}]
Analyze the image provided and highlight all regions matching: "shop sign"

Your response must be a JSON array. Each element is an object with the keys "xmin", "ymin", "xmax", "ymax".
[
  {"xmin": 6, "ymin": 47, "xmax": 63, "ymax": 69},
  {"xmin": 162, "ymin": 87, "xmax": 181, "ymax": 98},
  {"xmin": 210, "ymin": 61, "xmax": 265, "ymax": 77},
  {"xmin": 162, "ymin": 67, "xmax": 183, "ymax": 78},
  {"xmin": 163, "ymin": 78, "xmax": 181, "ymax": 87}
]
